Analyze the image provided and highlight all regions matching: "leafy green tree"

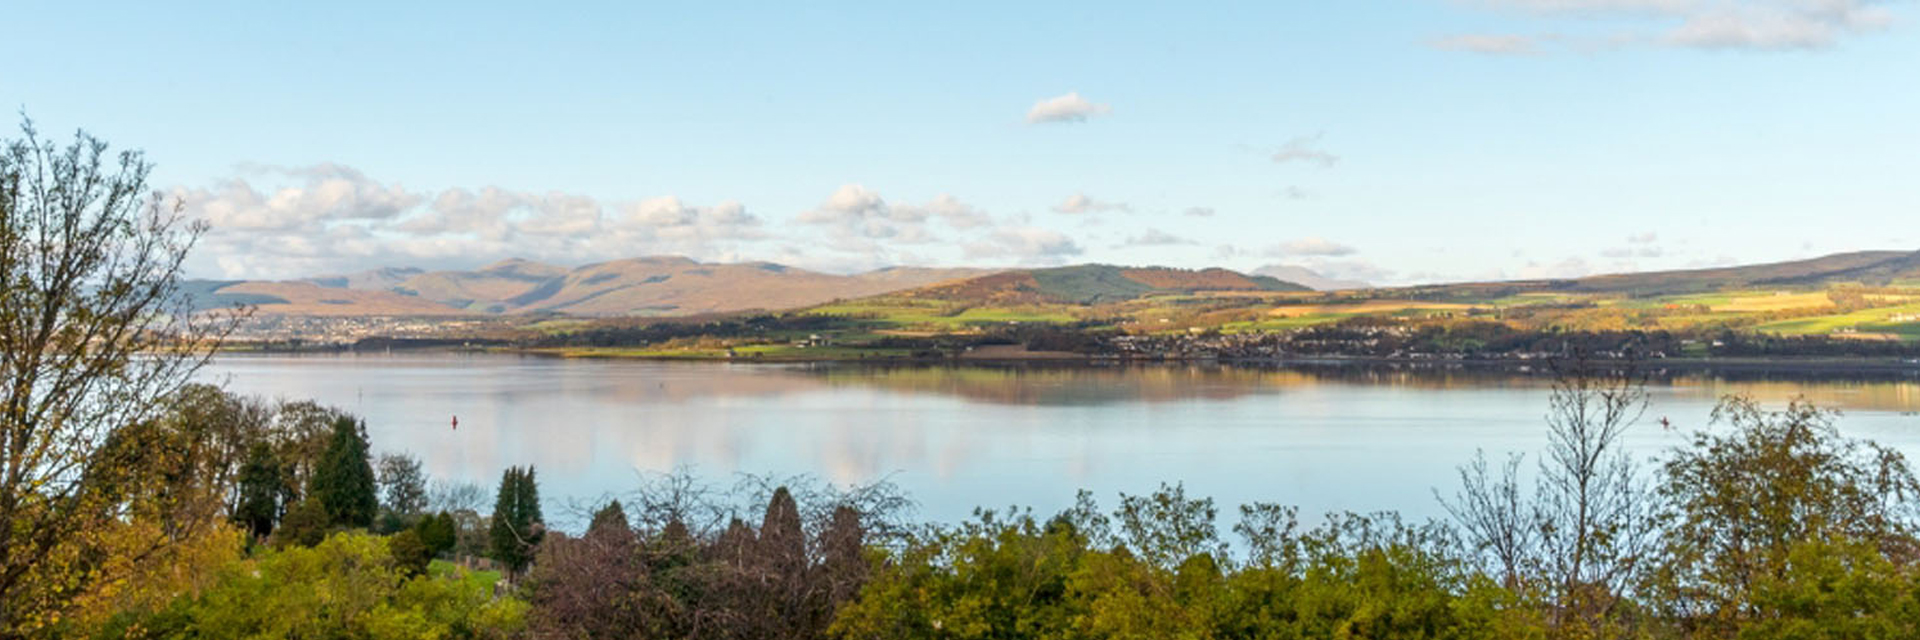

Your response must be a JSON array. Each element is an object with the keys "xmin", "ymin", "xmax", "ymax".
[
  {"xmin": 587, "ymin": 499, "xmax": 630, "ymax": 539},
  {"xmin": 98, "ymin": 531, "xmax": 526, "ymax": 639},
  {"xmin": 830, "ymin": 509, "xmax": 1088, "ymax": 639},
  {"xmin": 835, "ymin": 495, "xmax": 1516, "ymax": 640},
  {"xmin": 489, "ymin": 466, "xmax": 544, "ymax": 575},
  {"xmin": 414, "ymin": 511, "xmax": 458, "ymax": 558},
  {"xmin": 0, "ymin": 117, "xmax": 237, "ymax": 636},
  {"xmin": 1737, "ymin": 537, "xmax": 1920, "ymax": 640},
  {"xmin": 1654, "ymin": 395, "xmax": 1920, "ymax": 636},
  {"xmin": 163, "ymin": 385, "xmax": 274, "ymax": 511},
  {"xmin": 232, "ymin": 442, "xmax": 283, "ymax": 540},
  {"xmin": 269, "ymin": 401, "xmax": 357, "ymax": 504},
  {"xmin": 452, "ymin": 509, "xmax": 493, "ymax": 560},
  {"xmin": 376, "ymin": 452, "xmax": 429, "ymax": 522},
  {"xmin": 1113, "ymin": 482, "xmax": 1222, "ymax": 569},
  {"xmin": 387, "ymin": 529, "xmax": 433, "ymax": 578},
  {"xmin": 274, "ymin": 499, "xmax": 330, "ymax": 549},
  {"xmin": 309, "ymin": 416, "xmax": 378, "ymax": 529}
]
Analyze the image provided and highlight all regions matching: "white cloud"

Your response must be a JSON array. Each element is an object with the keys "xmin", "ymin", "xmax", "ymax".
[
  {"xmin": 1442, "ymin": 0, "xmax": 1896, "ymax": 52},
  {"xmin": 1270, "ymin": 134, "xmax": 1340, "ymax": 168},
  {"xmin": 1267, "ymin": 237, "xmax": 1359, "ymax": 257},
  {"xmin": 1661, "ymin": 2, "xmax": 1894, "ymax": 49},
  {"xmin": 1477, "ymin": 0, "xmax": 1696, "ymax": 13},
  {"xmin": 1307, "ymin": 259, "xmax": 1397, "ymax": 283},
  {"xmin": 1052, "ymin": 192, "xmax": 1132, "ymax": 214},
  {"xmin": 1431, "ymin": 34, "xmax": 1544, "ymax": 55},
  {"xmin": 1182, "ymin": 206, "xmax": 1216, "ymax": 217},
  {"xmin": 920, "ymin": 194, "xmax": 994, "ymax": 229},
  {"xmin": 1602, "ymin": 231, "xmax": 1666, "ymax": 258},
  {"xmin": 1025, "ymin": 91, "xmax": 1112, "ymax": 124},
  {"xmin": 1517, "ymin": 256, "xmax": 1595, "ymax": 279},
  {"xmin": 964, "ymin": 227, "xmax": 1084, "ymax": 263},
  {"xmin": 618, "ymin": 196, "xmax": 763, "ymax": 243},
  {"xmin": 402, "ymin": 186, "xmax": 526, "ymax": 237},
  {"xmin": 170, "ymin": 167, "xmax": 1159, "ymax": 279},
  {"xmin": 174, "ymin": 164, "xmax": 420, "ymax": 232},
  {"xmin": 174, "ymin": 164, "xmax": 771, "ymax": 279},
  {"xmin": 511, "ymin": 192, "xmax": 601, "ymax": 236},
  {"xmin": 796, "ymin": 185, "xmax": 995, "ymax": 247},
  {"xmin": 1686, "ymin": 255, "xmax": 1741, "ymax": 268},
  {"xmin": 797, "ymin": 184, "xmax": 929, "ymax": 243},
  {"xmin": 1123, "ymin": 229, "xmax": 1196, "ymax": 246},
  {"xmin": 1600, "ymin": 245, "xmax": 1665, "ymax": 258}
]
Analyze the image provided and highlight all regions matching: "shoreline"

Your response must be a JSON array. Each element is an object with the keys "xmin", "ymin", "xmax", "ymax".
[{"xmin": 215, "ymin": 344, "xmax": 1920, "ymax": 376}]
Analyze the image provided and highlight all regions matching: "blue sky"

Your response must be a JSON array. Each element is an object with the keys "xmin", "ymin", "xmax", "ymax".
[{"xmin": 4, "ymin": 1, "xmax": 1915, "ymax": 283}]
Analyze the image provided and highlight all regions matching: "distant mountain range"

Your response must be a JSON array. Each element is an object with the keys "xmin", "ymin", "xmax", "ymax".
[
  {"xmin": 184, "ymin": 257, "xmax": 989, "ymax": 316},
  {"xmin": 183, "ymin": 250, "xmax": 1920, "ymax": 318}
]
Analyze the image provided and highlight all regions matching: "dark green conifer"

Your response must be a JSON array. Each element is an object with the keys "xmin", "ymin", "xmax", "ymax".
[
  {"xmin": 308, "ymin": 416, "xmax": 377, "ymax": 528},
  {"xmin": 233, "ymin": 442, "xmax": 283, "ymax": 540},
  {"xmin": 489, "ymin": 466, "xmax": 544, "ymax": 573}
]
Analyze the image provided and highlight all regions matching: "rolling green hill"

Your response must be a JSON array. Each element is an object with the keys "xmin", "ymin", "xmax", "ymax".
[
  {"xmin": 805, "ymin": 265, "xmax": 1312, "ymax": 332},
  {"xmin": 889, "ymin": 265, "xmax": 1308, "ymax": 307}
]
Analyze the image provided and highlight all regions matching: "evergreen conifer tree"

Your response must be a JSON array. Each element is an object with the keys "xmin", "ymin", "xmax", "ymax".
[
  {"xmin": 233, "ymin": 442, "xmax": 284, "ymax": 539},
  {"xmin": 309, "ymin": 416, "xmax": 378, "ymax": 528},
  {"xmin": 588, "ymin": 499, "xmax": 631, "ymax": 541},
  {"xmin": 489, "ymin": 466, "xmax": 544, "ymax": 573}
]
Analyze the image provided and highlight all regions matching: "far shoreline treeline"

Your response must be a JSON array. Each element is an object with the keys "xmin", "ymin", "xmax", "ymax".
[
  {"xmin": 215, "ymin": 307, "xmax": 1920, "ymax": 367},
  {"xmin": 216, "ymin": 336, "xmax": 1920, "ymax": 379}
]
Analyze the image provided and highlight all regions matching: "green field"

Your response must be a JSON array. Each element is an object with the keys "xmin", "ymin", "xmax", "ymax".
[
  {"xmin": 807, "ymin": 285, "xmax": 1920, "ymax": 342},
  {"xmin": 535, "ymin": 344, "xmax": 918, "ymax": 361},
  {"xmin": 808, "ymin": 301, "xmax": 1076, "ymax": 329},
  {"xmin": 1216, "ymin": 313, "xmax": 1355, "ymax": 333},
  {"xmin": 427, "ymin": 559, "xmax": 501, "ymax": 592},
  {"xmin": 1755, "ymin": 303, "xmax": 1920, "ymax": 340},
  {"xmin": 517, "ymin": 280, "xmax": 1920, "ymax": 363}
]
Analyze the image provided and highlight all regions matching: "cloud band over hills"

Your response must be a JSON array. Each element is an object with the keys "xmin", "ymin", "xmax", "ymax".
[{"xmin": 173, "ymin": 166, "xmax": 1107, "ymax": 279}]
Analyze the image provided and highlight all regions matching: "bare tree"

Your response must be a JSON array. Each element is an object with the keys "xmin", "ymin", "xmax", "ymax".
[
  {"xmin": 1440, "ymin": 350, "xmax": 1659, "ymax": 638},
  {"xmin": 629, "ymin": 466, "xmax": 731, "ymax": 537},
  {"xmin": 0, "ymin": 117, "xmax": 239, "ymax": 635},
  {"xmin": 1439, "ymin": 450, "xmax": 1536, "ymax": 590},
  {"xmin": 1537, "ymin": 353, "xmax": 1657, "ymax": 634},
  {"xmin": 429, "ymin": 479, "xmax": 488, "ymax": 514},
  {"xmin": 731, "ymin": 471, "xmax": 916, "ymax": 551}
]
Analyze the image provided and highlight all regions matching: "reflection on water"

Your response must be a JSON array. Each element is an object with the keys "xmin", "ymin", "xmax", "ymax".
[
  {"xmin": 201, "ymin": 353, "xmax": 1920, "ymax": 527},
  {"xmin": 806, "ymin": 362, "xmax": 1920, "ymax": 411}
]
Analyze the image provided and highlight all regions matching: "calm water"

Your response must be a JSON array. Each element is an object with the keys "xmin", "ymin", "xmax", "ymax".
[{"xmin": 201, "ymin": 353, "xmax": 1920, "ymax": 529}]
